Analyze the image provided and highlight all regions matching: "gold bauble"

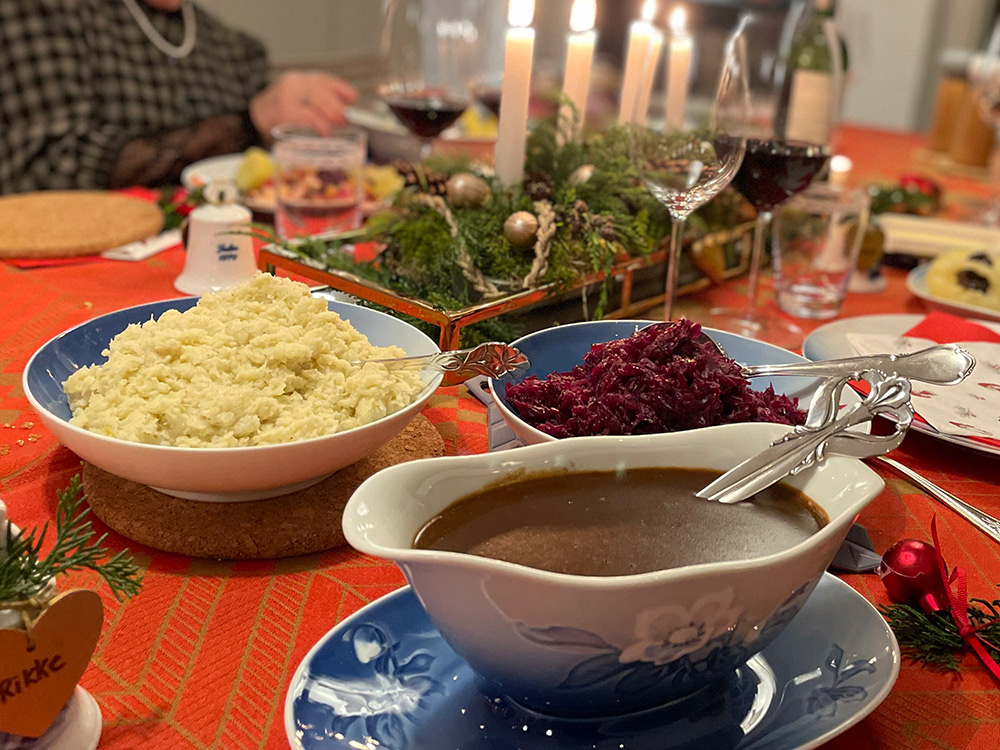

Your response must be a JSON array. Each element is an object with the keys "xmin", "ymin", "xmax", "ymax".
[
  {"xmin": 503, "ymin": 211, "xmax": 539, "ymax": 248},
  {"xmin": 445, "ymin": 173, "xmax": 492, "ymax": 208}
]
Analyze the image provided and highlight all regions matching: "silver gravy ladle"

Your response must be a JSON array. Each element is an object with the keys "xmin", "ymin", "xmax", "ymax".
[{"xmin": 697, "ymin": 374, "xmax": 915, "ymax": 504}]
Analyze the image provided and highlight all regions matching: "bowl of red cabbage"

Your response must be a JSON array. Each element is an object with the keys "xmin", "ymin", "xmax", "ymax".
[{"xmin": 488, "ymin": 319, "xmax": 823, "ymax": 445}]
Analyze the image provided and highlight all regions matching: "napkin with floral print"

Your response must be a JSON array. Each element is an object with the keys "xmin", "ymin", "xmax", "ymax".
[{"xmin": 846, "ymin": 312, "xmax": 1000, "ymax": 446}]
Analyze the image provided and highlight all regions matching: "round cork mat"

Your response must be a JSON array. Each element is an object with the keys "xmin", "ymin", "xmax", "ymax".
[
  {"xmin": 0, "ymin": 191, "xmax": 164, "ymax": 258},
  {"xmin": 82, "ymin": 415, "xmax": 445, "ymax": 560}
]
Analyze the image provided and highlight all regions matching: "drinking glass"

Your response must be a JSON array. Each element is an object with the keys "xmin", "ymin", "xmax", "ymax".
[
  {"xmin": 378, "ymin": 0, "xmax": 481, "ymax": 159},
  {"xmin": 969, "ymin": 52, "xmax": 1000, "ymax": 227},
  {"xmin": 627, "ymin": 19, "xmax": 749, "ymax": 321},
  {"xmin": 772, "ymin": 182, "xmax": 870, "ymax": 319},
  {"xmin": 273, "ymin": 127, "xmax": 367, "ymax": 242},
  {"xmin": 702, "ymin": 11, "xmax": 833, "ymax": 348}
]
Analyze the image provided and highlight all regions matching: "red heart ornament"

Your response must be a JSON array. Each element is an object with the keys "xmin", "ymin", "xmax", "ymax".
[{"xmin": 0, "ymin": 590, "xmax": 103, "ymax": 738}]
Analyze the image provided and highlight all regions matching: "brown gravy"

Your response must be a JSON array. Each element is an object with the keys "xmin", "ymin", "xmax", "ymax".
[{"xmin": 412, "ymin": 468, "xmax": 828, "ymax": 576}]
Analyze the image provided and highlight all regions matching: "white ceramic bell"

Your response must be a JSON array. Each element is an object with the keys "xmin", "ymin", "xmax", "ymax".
[{"xmin": 174, "ymin": 180, "xmax": 257, "ymax": 295}]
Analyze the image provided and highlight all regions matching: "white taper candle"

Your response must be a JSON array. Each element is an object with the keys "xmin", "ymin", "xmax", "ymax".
[{"xmin": 495, "ymin": 0, "xmax": 536, "ymax": 186}]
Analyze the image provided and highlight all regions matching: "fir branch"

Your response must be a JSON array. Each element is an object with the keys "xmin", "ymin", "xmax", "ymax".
[
  {"xmin": 879, "ymin": 600, "xmax": 1000, "ymax": 671},
  {"xmin": 0, "ymin": 476, "xmax": 143, "ymax": 602}
]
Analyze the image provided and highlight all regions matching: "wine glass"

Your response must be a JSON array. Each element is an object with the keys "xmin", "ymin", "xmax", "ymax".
[
  {"xmin": 628, "ymin": 15, "xmax": 749, "ymax": 321},
  {"xmin": 702, "ymin": 11, "xmax": 834, "ymax": 348},
  {"xmin": 378, "ymin": 0, "xmax": 481, "ymax": 160}
]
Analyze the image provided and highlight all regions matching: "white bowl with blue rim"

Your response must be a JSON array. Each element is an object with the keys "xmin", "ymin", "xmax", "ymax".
[
  {"xmin": 488, "ymin": 320, "xmax": 823, "ymax": 445},
  {"xmin": 342, "ymin": 421, "xmax": 885, "ymax": 717},
  {"xmin": 23, "ymin": 298, "xmax": 442, "ymax": 502}
]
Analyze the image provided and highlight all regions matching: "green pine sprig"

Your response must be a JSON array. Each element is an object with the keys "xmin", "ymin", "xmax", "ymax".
[
  {"xmin": 879, "ymin": 595, "xmax": 1000, "ymax": 671},
  {"xmin": 159, "ymin": 185, "xmax": 204, "ymax": 230},
  {"xmin": 0, "ymin": 475, "xmax": 143, "ymax": 603}
]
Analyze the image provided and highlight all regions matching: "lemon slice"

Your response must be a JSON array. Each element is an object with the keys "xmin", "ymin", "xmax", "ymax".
[
  {"xmin": 235, "ymin": 147, "xmax": 274, "ymax": 192},
  {"xmin": 364, "ymin": 165, "xmax": 405, "ymax": 201}
]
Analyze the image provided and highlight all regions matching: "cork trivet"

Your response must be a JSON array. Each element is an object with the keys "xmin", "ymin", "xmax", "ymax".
[
  {"xmin": 0, "ymin": 191, "xmax": 163, "ymax": 258},
  {"xmin": 82, "ymin": 415, "xmax": 445, "ymax": 560}
]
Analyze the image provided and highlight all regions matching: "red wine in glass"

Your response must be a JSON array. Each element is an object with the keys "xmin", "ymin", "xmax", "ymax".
[
  {"xmin": 384, "ymin": 91, "xmax": 468, "ymax": 139},
  {"xmin": 732, "ymin": 138, "xmax": 830, "ymax": 210},
  {"xmin": 701, "ymin": 137, "xmax": 830, "ymax": 347}
]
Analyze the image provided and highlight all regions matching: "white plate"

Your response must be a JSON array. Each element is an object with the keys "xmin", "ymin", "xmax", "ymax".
[
  {"xmin": 907, "ymin": 264, "xmax": 1000, "ymax": 323},
  {"xmin": 181, "ymin": 153, "xmax": 275, "ymax": 213},
  {"xmin": 180, "ymin": 153, "xmax": 243, "ymax": 191},
  {"xmin": 880, "ymin": 214, "xmax": 1000, "ymax": 258},
  {"xmin": 803, "ymin": 313, "xmax": 1000, "ymax": 456}
]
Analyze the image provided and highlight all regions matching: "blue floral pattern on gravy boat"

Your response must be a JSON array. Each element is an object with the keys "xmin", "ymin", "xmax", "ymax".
[
  {"xmin": 515, "ymin": 583, "xmax": 812, "ymax": 706},
  {"xmin": 286, "ymin": 573, "xmax": 899, "ymax": 750}
]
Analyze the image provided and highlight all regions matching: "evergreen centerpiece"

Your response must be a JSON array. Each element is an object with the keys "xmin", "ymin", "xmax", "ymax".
[{"xmin": 260, "ymin": 115, "xmax": 753, "ymax": 346}]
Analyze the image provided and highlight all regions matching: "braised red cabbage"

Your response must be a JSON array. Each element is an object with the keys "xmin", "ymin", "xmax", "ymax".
[{"xmin": 505, "ymin": 319, "xmax": 805, "ymax": 438}]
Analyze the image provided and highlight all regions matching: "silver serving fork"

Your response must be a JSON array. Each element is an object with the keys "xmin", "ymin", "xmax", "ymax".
[{"xmin": 353, "ymin": 342, "xmax": 530, "ymax": 386}]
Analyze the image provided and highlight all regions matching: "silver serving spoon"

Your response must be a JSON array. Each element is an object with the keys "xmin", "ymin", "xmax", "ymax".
[{"xmin": 687, "ymin": 328, "xmax": 974, "ymax": 386}]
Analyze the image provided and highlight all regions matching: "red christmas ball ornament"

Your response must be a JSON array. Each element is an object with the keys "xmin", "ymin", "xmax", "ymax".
[{"xmin": 877, "ymin": 539, "xmax": 949, "ymax": 613}]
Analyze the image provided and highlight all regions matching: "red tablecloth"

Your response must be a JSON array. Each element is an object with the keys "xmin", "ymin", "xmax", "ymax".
[{"xmin": 1, "ymin": 125, "xmax": 999, "ymax": 749}]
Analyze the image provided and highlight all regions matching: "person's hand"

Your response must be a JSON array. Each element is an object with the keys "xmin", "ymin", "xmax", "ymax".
[{"xmin": 249, "ymin": 71, "xmax": 358, "ymax": 142}]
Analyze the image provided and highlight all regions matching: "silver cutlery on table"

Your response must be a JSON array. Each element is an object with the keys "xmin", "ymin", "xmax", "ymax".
[{"xmin": 873, "ymin": 456, "xmax": 1000, "ymax": 545}]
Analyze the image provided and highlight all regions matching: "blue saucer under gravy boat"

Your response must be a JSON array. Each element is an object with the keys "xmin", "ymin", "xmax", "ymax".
[{"xmin": 286, "ymin": 573, "xmax": 898, "ymax": 750}]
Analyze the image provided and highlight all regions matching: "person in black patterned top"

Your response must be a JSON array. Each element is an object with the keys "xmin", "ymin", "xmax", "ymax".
[{"xmin": 0, "ymin": 0, "xmax": 358, "ymax": 193}]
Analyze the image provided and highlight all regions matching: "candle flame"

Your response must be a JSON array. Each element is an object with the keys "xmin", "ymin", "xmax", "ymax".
[
  {"xmin": 830, "ymin": 155, "xmax": 852, "ymax": 174},
  {"xmin": 641, "ymin": 0, "xmax": 657, "ymax": 23},
  {"xmin": 569, "ymin": 0, "xmax": 596, "ymax": 33},
  {"xmin": 669, "ymin": 5, "xmax": 687, "ymax": 36},
  {"xmin": 508, "ymin": 0, "xmax": 535, "ymax": 28}
]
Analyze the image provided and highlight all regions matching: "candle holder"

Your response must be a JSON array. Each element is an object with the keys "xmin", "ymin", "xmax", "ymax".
[{"xmin": 259, "ymin": 219, "xmax": 754, "ymax": 350}]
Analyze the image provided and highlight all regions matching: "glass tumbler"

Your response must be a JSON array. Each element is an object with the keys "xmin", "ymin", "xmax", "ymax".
[
  {"xmin": 771, "ymin": 183, "xmax": 870, "ymax": 319},
  {"xmin": 273, "ymin": 126, "xmax": 367, "ymax": 242}
]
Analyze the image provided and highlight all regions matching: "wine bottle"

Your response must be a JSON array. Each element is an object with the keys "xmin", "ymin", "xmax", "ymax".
[{"xmin": 778, "ymin": 0, "xmax": 847, "ymax": 146}]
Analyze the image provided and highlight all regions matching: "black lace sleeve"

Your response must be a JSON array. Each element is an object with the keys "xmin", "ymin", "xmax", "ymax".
[{"xmin": 108, "ymin": 111, "xmax": 261, "ymax": 188}]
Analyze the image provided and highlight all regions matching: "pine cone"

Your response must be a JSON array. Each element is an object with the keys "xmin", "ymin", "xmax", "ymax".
[
  {"xmin": 597, "ymin": 217, "xmax": 617, "ymax": 242},
  {"xmin": 569, "ymin": 199, "xmax": 589, "ymax": 236},
  {"xmin": 392, "ymin": 159, "xmax": 419, "ymax": 185},
  {"xmin": 523, "ymin": 170, "xmax": 555, "ymax": 202},
  {"xmin": 425, "ymin": 171, "xmax": 449, "ymax": 196},
  {"xmin": 393, "ymin": 161, "xmax": 449, "ymax": 195}
]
